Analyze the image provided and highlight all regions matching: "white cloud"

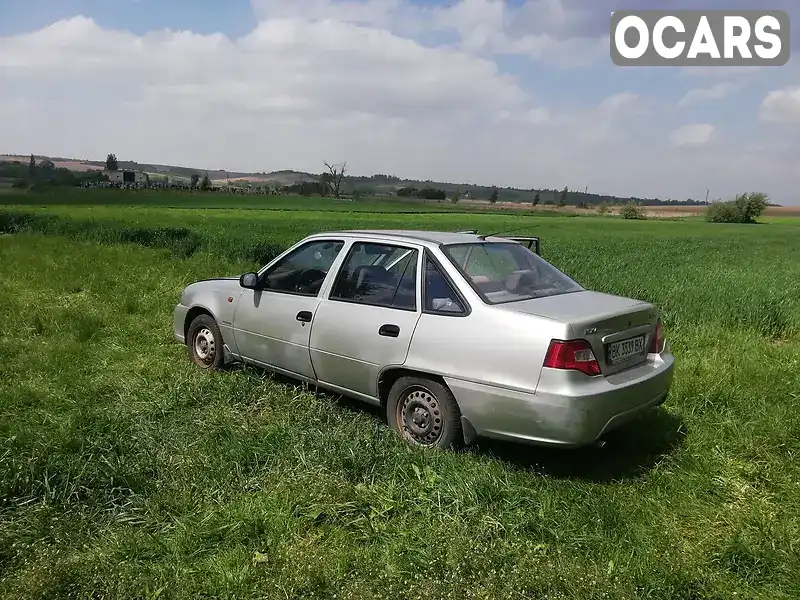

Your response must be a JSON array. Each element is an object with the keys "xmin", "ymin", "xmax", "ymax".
[
  {"xmin": 759, "ymin": 87, "xmax": 800, "ymax": 124},
  {"xmin": 670, "ymin": 124, "xmax": 715, "ymax": 148},
  {"xmin": 598, "ymin": 92, "xmax": 639, "ymax": 113},
  {"xmin": 250, "ymin": 0, "xmax": 609, "ymax": 66},
  {"xmin": 0, "ymin": 16, "xmax": 554, "ymax": 181},
  {"xmin": 678, "ymin": 83, "xmax": 734, "ymax": 107}
]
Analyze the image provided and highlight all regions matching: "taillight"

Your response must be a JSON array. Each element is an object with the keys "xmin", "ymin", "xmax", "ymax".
[
  {"xmin": 543, "ymin": 339, "xmax": 601, "ymax": 376},
  {"xmin": 650, "ymin": 318, "xmax": 664, "ymax": 354}
]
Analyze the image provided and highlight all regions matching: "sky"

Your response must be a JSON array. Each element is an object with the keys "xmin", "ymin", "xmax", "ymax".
[{"xmin": 0, "ymin": 0, "xmax": 798, "ymax": 203}]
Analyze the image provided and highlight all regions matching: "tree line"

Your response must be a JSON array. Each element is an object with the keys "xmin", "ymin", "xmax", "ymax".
[
  {"xmin": 3, "ymin": 153, "xmax": 723, "ymax": 208},
  {"xmin": 97, "ymin": 153, "xmax": 717, "ymax": 206},
  {"xmin": 0, "ymin": 155, "xmax": 109, "ymax": 190}
]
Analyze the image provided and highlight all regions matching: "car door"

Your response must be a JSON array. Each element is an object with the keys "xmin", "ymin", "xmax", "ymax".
[
  {"xmin": 232, "ymin": 238, "xmax": 346, "ymax": 379},
  {"xmin": 309, "ymin": 241, "xmax": 422, "ymax": 399}
]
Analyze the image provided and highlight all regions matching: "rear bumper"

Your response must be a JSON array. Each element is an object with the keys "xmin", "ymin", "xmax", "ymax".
[
  {"xmin": 446, "ymin": 352, "xmax": 675, "ymax": 447},
  {"xmin": 173, "ymin": 303, "xmax": 189, "ymax": 344}
]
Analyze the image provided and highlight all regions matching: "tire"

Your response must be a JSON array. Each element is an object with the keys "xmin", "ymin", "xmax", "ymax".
[
  {"xmin": 386, "ymin": 376, "xmax": 463, "ymax": 449},
  {"xmin": 186, "ymin": 314, "xmax": 224, "ymax": 370}
]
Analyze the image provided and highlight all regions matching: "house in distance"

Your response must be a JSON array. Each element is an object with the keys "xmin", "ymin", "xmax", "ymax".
[{"xmin": 104, "ymin": 169, "xmax": 149, "ymax": 184}]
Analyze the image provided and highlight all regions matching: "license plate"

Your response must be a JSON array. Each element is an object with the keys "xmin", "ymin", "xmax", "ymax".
[{"xmin": 607, "ymin": 335, "xmax": 646, "ymax": 364}]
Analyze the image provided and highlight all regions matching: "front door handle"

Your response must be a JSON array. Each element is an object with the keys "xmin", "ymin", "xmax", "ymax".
[
  {"xmin": 296, "ymin": 310, "xmax": 313, "ymax": 323},
  {"xmin": 379, "ymin": 324, "xmax": 400, "ymax": 338}
]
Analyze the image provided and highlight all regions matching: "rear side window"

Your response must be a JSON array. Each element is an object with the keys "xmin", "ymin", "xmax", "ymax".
[
  {"xmin": 423, "ymin": 254, "xmax": 466, "ymax": 315},
  {"xmin": 330, "ymin": 242, "xmax": 418, "ymax": 310}
]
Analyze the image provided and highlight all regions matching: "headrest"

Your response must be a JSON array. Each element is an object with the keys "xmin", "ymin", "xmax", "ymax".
[
  {"xmin": 505, "ymin": 269, "xmax": 536, "ymax": 291},
  {"xmin": 354, "ymin": 265, "xmax": 391, "ymax": 290}
]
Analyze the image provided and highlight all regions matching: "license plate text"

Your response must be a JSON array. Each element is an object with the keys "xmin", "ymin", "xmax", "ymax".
[{"xmin": 607, "ymin": 335, "xmax": 646, "ymax": 364}]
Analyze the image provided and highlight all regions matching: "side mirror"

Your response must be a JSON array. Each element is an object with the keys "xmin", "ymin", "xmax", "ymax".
[{"xmin": 239, "ymin": 272, "xmax": 259, "ymax": 289}]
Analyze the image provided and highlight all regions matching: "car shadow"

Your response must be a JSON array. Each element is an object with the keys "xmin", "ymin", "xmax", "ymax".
[
  {"xmin": 233, "ymin": 366, "xmax": 686, "ymax": 484},
  {"xmin": 466, "ymin": 407, "xmax": 688, "ymax": 483}
]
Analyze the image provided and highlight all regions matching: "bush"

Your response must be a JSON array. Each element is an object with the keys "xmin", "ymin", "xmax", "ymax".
[
  {"xmin": 620, "ymin": 202, "xmax": 646, "ymax": 220},
  {"xmin": 706, "ymin": 202, "xmax": 741, "ymax": 223},
  {"xmin": 706, "ymin": 192, "xmax": 769, "ymax": 224},
  {"xmin": 597, "ymin": 203, "xmax": 610, "ymax": 215}
]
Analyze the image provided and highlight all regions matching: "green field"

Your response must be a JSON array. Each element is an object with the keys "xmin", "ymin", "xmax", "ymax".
[
  {"xmin": 0, "ymin": 189, "xmax": 567, "ymax": 215},
  {"xmin": 1, "ymin": 199, "xmax": 799, "ymax": 599}
]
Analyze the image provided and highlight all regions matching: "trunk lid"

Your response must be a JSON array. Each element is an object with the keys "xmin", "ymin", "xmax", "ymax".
[{"xmin": 500, "ymin": 290, "xmax": 659, "ymax": 375}]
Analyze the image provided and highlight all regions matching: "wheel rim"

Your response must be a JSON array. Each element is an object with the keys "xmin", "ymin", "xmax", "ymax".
[
  {"xmin": 194, "ymin": 327, "xmax": 216, "ymax": 365},
  {"xmin": 398, "ymin": 386, "xmax": 443, "ymax": 446}
]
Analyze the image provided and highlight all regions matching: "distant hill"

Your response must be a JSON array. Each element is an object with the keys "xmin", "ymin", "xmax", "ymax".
[{"xmin": 0, "ymin": 154, "xmax": 709, "ymax": 206}]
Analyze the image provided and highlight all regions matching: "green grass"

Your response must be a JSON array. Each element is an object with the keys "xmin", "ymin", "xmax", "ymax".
[
  {"xmin": 0, "ymin": 189, "xmax": 569, "ymax": 215},
  {"xmin": 2, "ymin": 206, "xmax": 799, "ymax": 337},
  {"xmin": 1, "ymin": 205, "xmax": 800, "ymax": 599}
]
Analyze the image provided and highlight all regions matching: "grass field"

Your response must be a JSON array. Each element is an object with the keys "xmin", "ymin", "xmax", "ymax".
[
  {"xmin": 2, "ymin": 200, "xmax": 800, "ymax": 599},
  {"xmin": 3, "ymin": 189, "xmax": 798, "ymax": 219},
  {"xmin": 0, "ymin": 189, "xmax": 560, "ymax": 215}
]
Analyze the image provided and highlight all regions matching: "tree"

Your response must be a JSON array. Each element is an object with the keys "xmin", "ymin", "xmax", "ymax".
[
  {"xmin": 28, "ymin": 154, "xmax": 36, "ymax": 174},
  {"xmin": 705, "ymin": 192, "xmax": 769, "ymax": 224},
  {"xmin": 418, "ymin": 188, "xmax": 447, "ymax": 200},
  {"xmin": 450, "ymin": 190, "xmax": 460, "ymax": 204},
  {"xmin": 39, "ymin": 159, "xmax": 55, "ymax": 171},
  {"xmin": 323, "ymin": 161, "xmax": 347, "ymax": 199},
  {"xmin": 489, "ymin": 187, "xmax": 499, "ymax": 204},
  {"xmin": 190, "ymin": 173, "xmax": 200, "ymax": 188},
  {"xmin": 620, "ymin": 202, "xmax": 646, "ymax": 220},
  {"xmin": 318, "ymin": 172, "xmax": 331, "ymax": 197},
  {"xmin": 200, "ymin": 171, "xmax": 212, "ymax": 191},
  {"xmin": 559, "ymin": 186, "xmax": 568, "ymax": 206},
  {"xmin": 532, "ymin": 192, "xmax": 540, "ymax": 206},
  {"xmin": 106, "ymin": 153, "xmax": 119, "ymax": 171},
  {"xmin": 736, "ymin": 191, "xmax": 768, "ymax": 222},
  {"xmin": 397, "ymin": 186, "xmax": 418, "ymax": 197}
]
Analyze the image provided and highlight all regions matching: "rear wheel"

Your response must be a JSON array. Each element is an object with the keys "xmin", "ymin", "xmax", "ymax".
[
  {"xmin": 187, "ymin": 314, "xmax": 224, "ymax": 370},
  {"xmin": 386, "ymin": 376, "xmax": 463, "ymax": 449}
]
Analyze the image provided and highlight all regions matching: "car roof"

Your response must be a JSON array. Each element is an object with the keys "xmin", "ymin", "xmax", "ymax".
[{"xmin": 316, "ymin": 229, "xmax": 507, "ymax": 246}]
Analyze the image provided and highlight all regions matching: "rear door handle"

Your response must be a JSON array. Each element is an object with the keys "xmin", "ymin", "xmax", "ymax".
[
  {"xmin": 296, "ymin": 310, "xmax": 313, "ymax": 323},
  {"xmin": 379, "ymin": 324, "xmax": 400, "ymax": 338}
]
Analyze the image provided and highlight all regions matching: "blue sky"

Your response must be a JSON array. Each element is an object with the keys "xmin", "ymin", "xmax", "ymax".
[{"xmin": 0, "ymin": 0, "xmax": 798, "ymax": 203}]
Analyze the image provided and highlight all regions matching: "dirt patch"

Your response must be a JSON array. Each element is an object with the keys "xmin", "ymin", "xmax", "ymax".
[
  {"xmin": 457, "ymin": 200, "xmax": 800, "ymax": 218},
  {"xmin": 217, "ymin": 176, "xmax": 275, "ymax": 183},
  {"xmin": 51, "ymin": 161, "xmax": 102, "ymax": 172}
]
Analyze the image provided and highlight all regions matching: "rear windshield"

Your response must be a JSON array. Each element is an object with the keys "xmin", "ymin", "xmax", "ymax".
[{"xmin": 442, "ymin": 242, "xmax": 584, "ymax": 304}]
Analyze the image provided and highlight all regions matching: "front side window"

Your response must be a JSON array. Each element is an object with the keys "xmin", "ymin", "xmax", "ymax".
[
  {"xmin": 442, "ymin": 242, "xmax": 583, "ymax": 304},
  {"xmin": 330, "ymin": 242, "xmax": 419, "ymax": 310},
  {"xmin": 260, "ymin": 240, "xmax": 345, "ymax": 296}
]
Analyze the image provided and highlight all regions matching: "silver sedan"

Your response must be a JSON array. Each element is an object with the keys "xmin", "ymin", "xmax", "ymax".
[{"xmin": 173, "ymin": 230, "xmax": 675, "ymax": 449}]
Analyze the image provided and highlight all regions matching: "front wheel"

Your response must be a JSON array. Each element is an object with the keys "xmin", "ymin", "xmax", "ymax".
[
  {"xmin": 386, "ymin": 376, "xmax": 463, "ymax": 449},
  {"xmin": 187, "ymin": 314, "xmax": 224, "ymax": 370}
]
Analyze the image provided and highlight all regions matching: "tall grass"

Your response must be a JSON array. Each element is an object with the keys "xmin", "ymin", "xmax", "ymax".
[
  {"xmin": 1, "ymin": 207, "xmax": 799, "ymax": 599},
  {"xmin": 2, "ymin": 206, "xmax": 798, "ymax": 339}
]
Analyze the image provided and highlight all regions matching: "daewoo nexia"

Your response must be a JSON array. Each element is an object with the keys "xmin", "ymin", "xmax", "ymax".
[{"xmin": 173, "ymin": 230, "xmax": 674, "ymax": 449}]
